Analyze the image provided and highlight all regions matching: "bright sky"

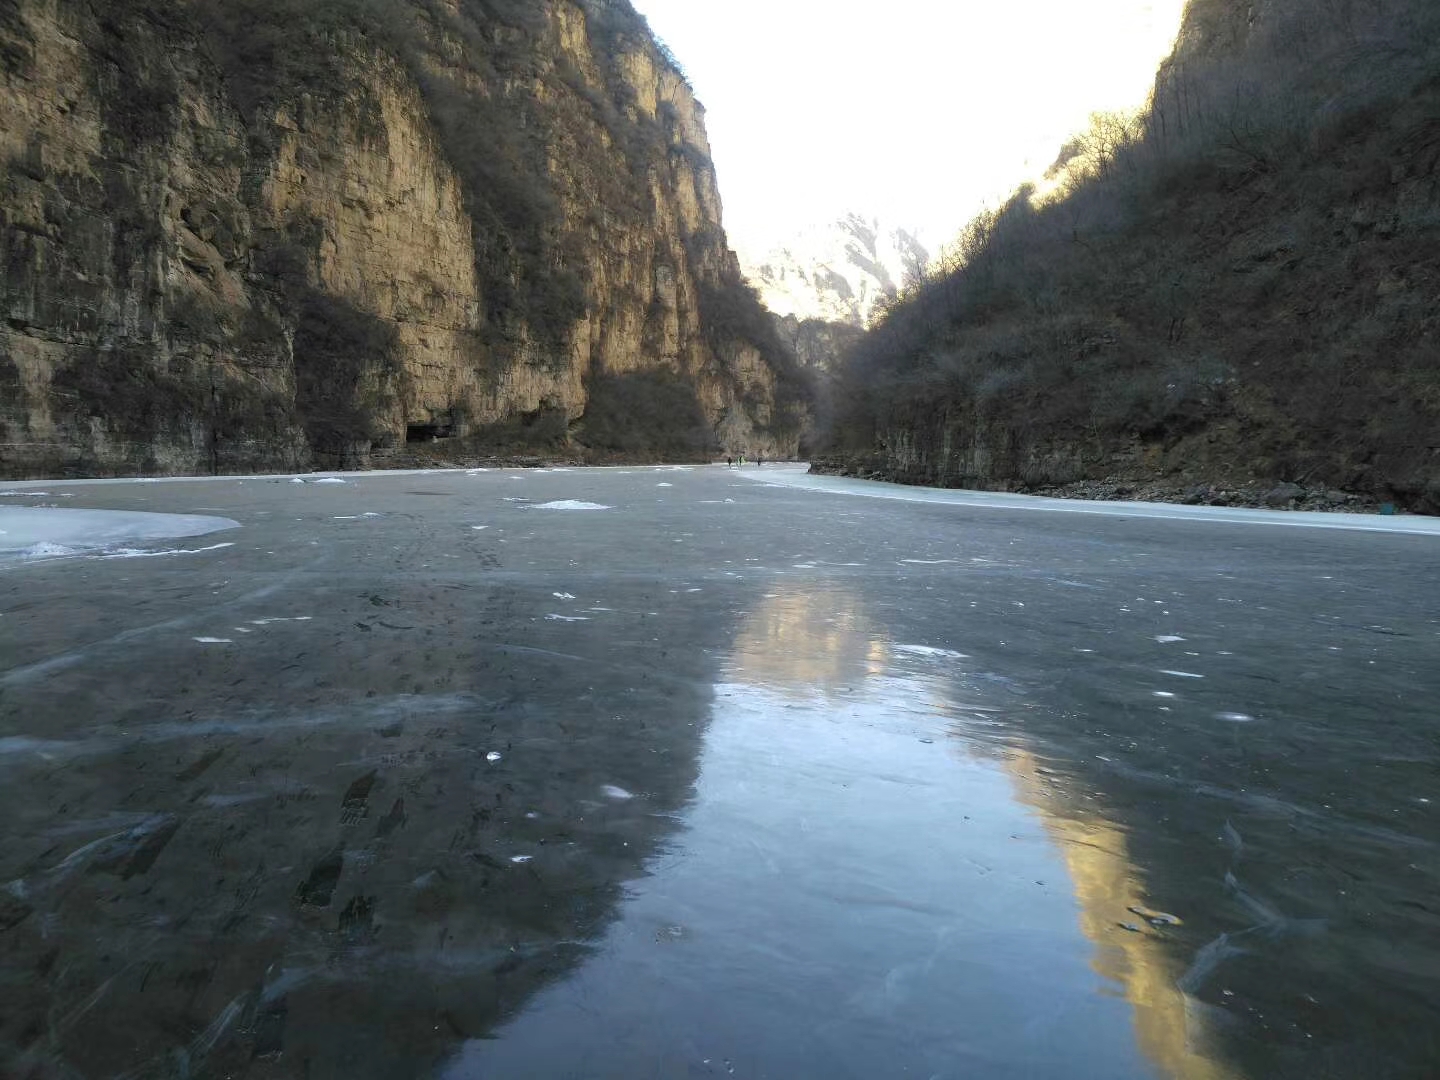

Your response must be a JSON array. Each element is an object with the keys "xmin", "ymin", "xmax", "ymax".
[{"xmin": 631, "ymin": 0, "xmax": 1189, "ymax": 257}]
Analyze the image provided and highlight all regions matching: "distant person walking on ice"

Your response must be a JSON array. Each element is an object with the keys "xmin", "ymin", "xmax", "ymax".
[{"xmin": 725, "ymin": 455, "xmax": 733, "ymax": 468}]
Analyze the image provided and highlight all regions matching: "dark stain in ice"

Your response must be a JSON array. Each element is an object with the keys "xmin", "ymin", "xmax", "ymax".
[
  {"xmin": 295, "ymin": 847, "xmax": 344, "ymax": 907},
  {"xmin": 175, "ymin": 747, "xmax": 225, "ymax": 781},
  {"xmin": 341, "ymin": 770, "xmax": 378, "ymax": 825},
  {"xmin": 376, "ymin": 798, "xmax": 407, "ymax": 837},
  {"xmin": 0, "ymin": 891, "xmax": 33, "ymax": 931},
  {"xmin": 81, "ymin": 814, "xmax": 182, "ymax": 880},
  {"xmin": 250, "ymin": 995, "xmax": 288, "ymax": 1060},
  {"xmin": 338, "ymin": 895, "xmax": 377, "ymax": 944},
  {"xmin": 116, "ymin": 816, "xmax": 181, "ymax": 879}
]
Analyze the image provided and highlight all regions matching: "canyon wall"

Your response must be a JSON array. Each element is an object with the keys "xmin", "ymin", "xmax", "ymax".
[{"xmin": 0, "ymin": 0, "xmax": 806, "ymax": 476}]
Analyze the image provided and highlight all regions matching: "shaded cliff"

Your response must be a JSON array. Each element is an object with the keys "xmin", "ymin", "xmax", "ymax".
[
  {"xmin": 818, "ymin": 0, "xmax": 1440, "ymax": 513},
  {"xmin": 0, "ymin": 0, "xmax": 807, "ymax": 477}
]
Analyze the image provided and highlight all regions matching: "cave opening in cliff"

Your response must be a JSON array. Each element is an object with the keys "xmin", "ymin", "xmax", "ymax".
[{"xmin": 406, "ymin": 422, "xmax": 453, "ymax": 443}]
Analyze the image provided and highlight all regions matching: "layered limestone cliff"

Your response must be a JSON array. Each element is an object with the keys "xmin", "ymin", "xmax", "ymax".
[{"xmin": 0, "ymin": 0, "xmax": 805, "ymax": 476}]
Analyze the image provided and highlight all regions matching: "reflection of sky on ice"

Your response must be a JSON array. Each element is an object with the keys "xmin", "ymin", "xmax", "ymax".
[{"xmin": 449, "ymin": 586, "xmax": 1208, "ymax": 1079}]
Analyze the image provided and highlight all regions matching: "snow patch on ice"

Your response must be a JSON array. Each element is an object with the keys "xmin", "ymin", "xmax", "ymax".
[
  {"xmin": 893, "ymin": 644, "xmax": 969, "ymax": 660},
  {"xmin": 552, "ymin": 592, "xmax": 576, "ymax": 600},
  {"xmin": 1215, "ymin": 711, "xmax": 1255, "ymax": 723},
  {"xmin": 98, "ymin": 542, "xmax": 235, "ymax": 559},
  {"xmin": 545, "ymin": 614, "xmax": 590, "ymax": 622},
  {"xmin": 656, "ymin": 482, "xmax": 673, "ymax": 488},
  {"xmin": 1160, "ymin": 669, "xmax": 1205, "ymax": 679},
  {"xmin": 19, "ymin": 542, "xmax": 77, "ymax": 560},
  {"xmin": 528, "ymin": 500, "xmax": 611, "ymax": 511},
  {"xmin": 900, "ymin": 558, "xmax": 958, "ymax": 565},
  {"xmin": 600, "ymin": 784, "xmax": 634, "ymax": 800},
  {"xmin": 1154, "ymin": 635, "xmax": 1186, "ymax": 643},
  {"xmin": 193, "ymin": 637, "xmax": 233, "ymax": 644}
]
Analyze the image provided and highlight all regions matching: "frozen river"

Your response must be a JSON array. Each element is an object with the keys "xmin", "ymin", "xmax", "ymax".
[{"xmin": 1, "ymin": 465, "xmax": 1437, "ymax": 1079}]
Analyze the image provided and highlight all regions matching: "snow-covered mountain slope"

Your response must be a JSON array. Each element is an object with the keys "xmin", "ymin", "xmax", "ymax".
[{"xmin": 740, "ymin": 214, "xmax": 932, "ymax": 328}]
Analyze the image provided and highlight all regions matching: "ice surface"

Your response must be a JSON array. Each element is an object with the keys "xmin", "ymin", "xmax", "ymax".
[
  {"xmin": 545, "ymin": 614, "xmax": 590, "ymax": 622},
  {"xmin": 0, "ymin": 507, "xmax": 238, "ymax": 562},
  {"xmin": 600, "ymin": 784, "xmax": 634, "ymax": 800},
  {"xmin": 193, "ymin": 637, "xmax": 233, "ymax": 644},
  {"xmin": 1155, "ymin": 635, "xmax": 1186, "ymax": 643},
  {"xmin": 527, "ymin": 501, "xmax": 611, "ymax": 511},
  {"xmin": 1160, "ymin": 670, "xmax": 1205, "ymax": 679}
]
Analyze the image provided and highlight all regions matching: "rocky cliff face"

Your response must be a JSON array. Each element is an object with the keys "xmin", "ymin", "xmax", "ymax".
[{"xmin": 0, "ymin": 0, "xmax": 805, "ymax": 477}]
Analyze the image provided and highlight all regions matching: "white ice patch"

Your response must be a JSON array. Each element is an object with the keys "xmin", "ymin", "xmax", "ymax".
[
  {"xmin": 1160, "ymin": 669, "xmax": 1205, "ymax": 679},
  {"xmin": 552, "ymin": 592, "xmax": 576, "ymax": 600},
  {"xmin": 600, "ymin": 784, "xmax": 634, "ymax": 800},
  {"xmin": 486, "ymin": 751, "xmax": 503, "ymax": 762},
  {"xmin": 98, "ymin": 542, "xmax": 235, "ymax": 560},
  {"xmin": 545, "ymin": 614, "xmax": 590, "ymax": 622},
  {"xmin": 900, "ymin": 559, "xmax": 958, "ymax": 564},
  {"xmin": 527, "ymin": 500, "xmax": 611, "ymax": 511},
  {"xmin": 0, "ymin": 491, "xmax": 73, "ymax": 498},
  {"xmin": 18, "ymin": 542, "xmax": 77, "ymax": 560},
  {"xmin": 510, "ymin": 855, "xmax": 533, "ymax": 864},
  {"xmin": 893, "ymin": 644, "xmax": 969, "ymax": 660},
  {"xmin": 0, "ymin": 506, "xmax": 239, "ymax": 561},
  {"xmin": 1154, "ymin": 635, "xmax": 1186, "ymax": 643},
  {"xmin": 193, "ymin": 637, "xmax": 233, "ymax": 644},
  {"xmin": 1215, "ymin": 711, "xmax": 1255, "ymax": 723},
  {"xmin": 248, "ymin": 617, "xmax": 312, "ymax": 626},
  {"xmin": 656, "ymin": 483, "xmax": 673, "ymax": 488},
  {"xmin": 311, "ymin": 478, "xmax": 347, "ymax": 484},
  {"xmin": 470, "ymin": 526, "xmax": 489, "ymax": 530},
  {"xmin": 1152, "ymin": 691, "xmax": 1176, "ymax": 698}
]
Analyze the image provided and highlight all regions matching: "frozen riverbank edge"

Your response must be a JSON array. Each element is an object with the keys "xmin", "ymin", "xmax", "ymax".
[
  {"xmin": 749, "ymin": 466, "xmax": 1440, "ymax": 537},
  {"xmin": 4, "ymin": 463, "xmax": 1439, "ymax": 540}
]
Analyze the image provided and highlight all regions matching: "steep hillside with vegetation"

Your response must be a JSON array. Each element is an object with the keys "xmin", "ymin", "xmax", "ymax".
[
  {"xmin": 0, "ymin": 0, "xmax": 807, "ymax": 476},
  {"xmin": 818, "ymin": 0, "xmax": 1440, "ymax": 513}
]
